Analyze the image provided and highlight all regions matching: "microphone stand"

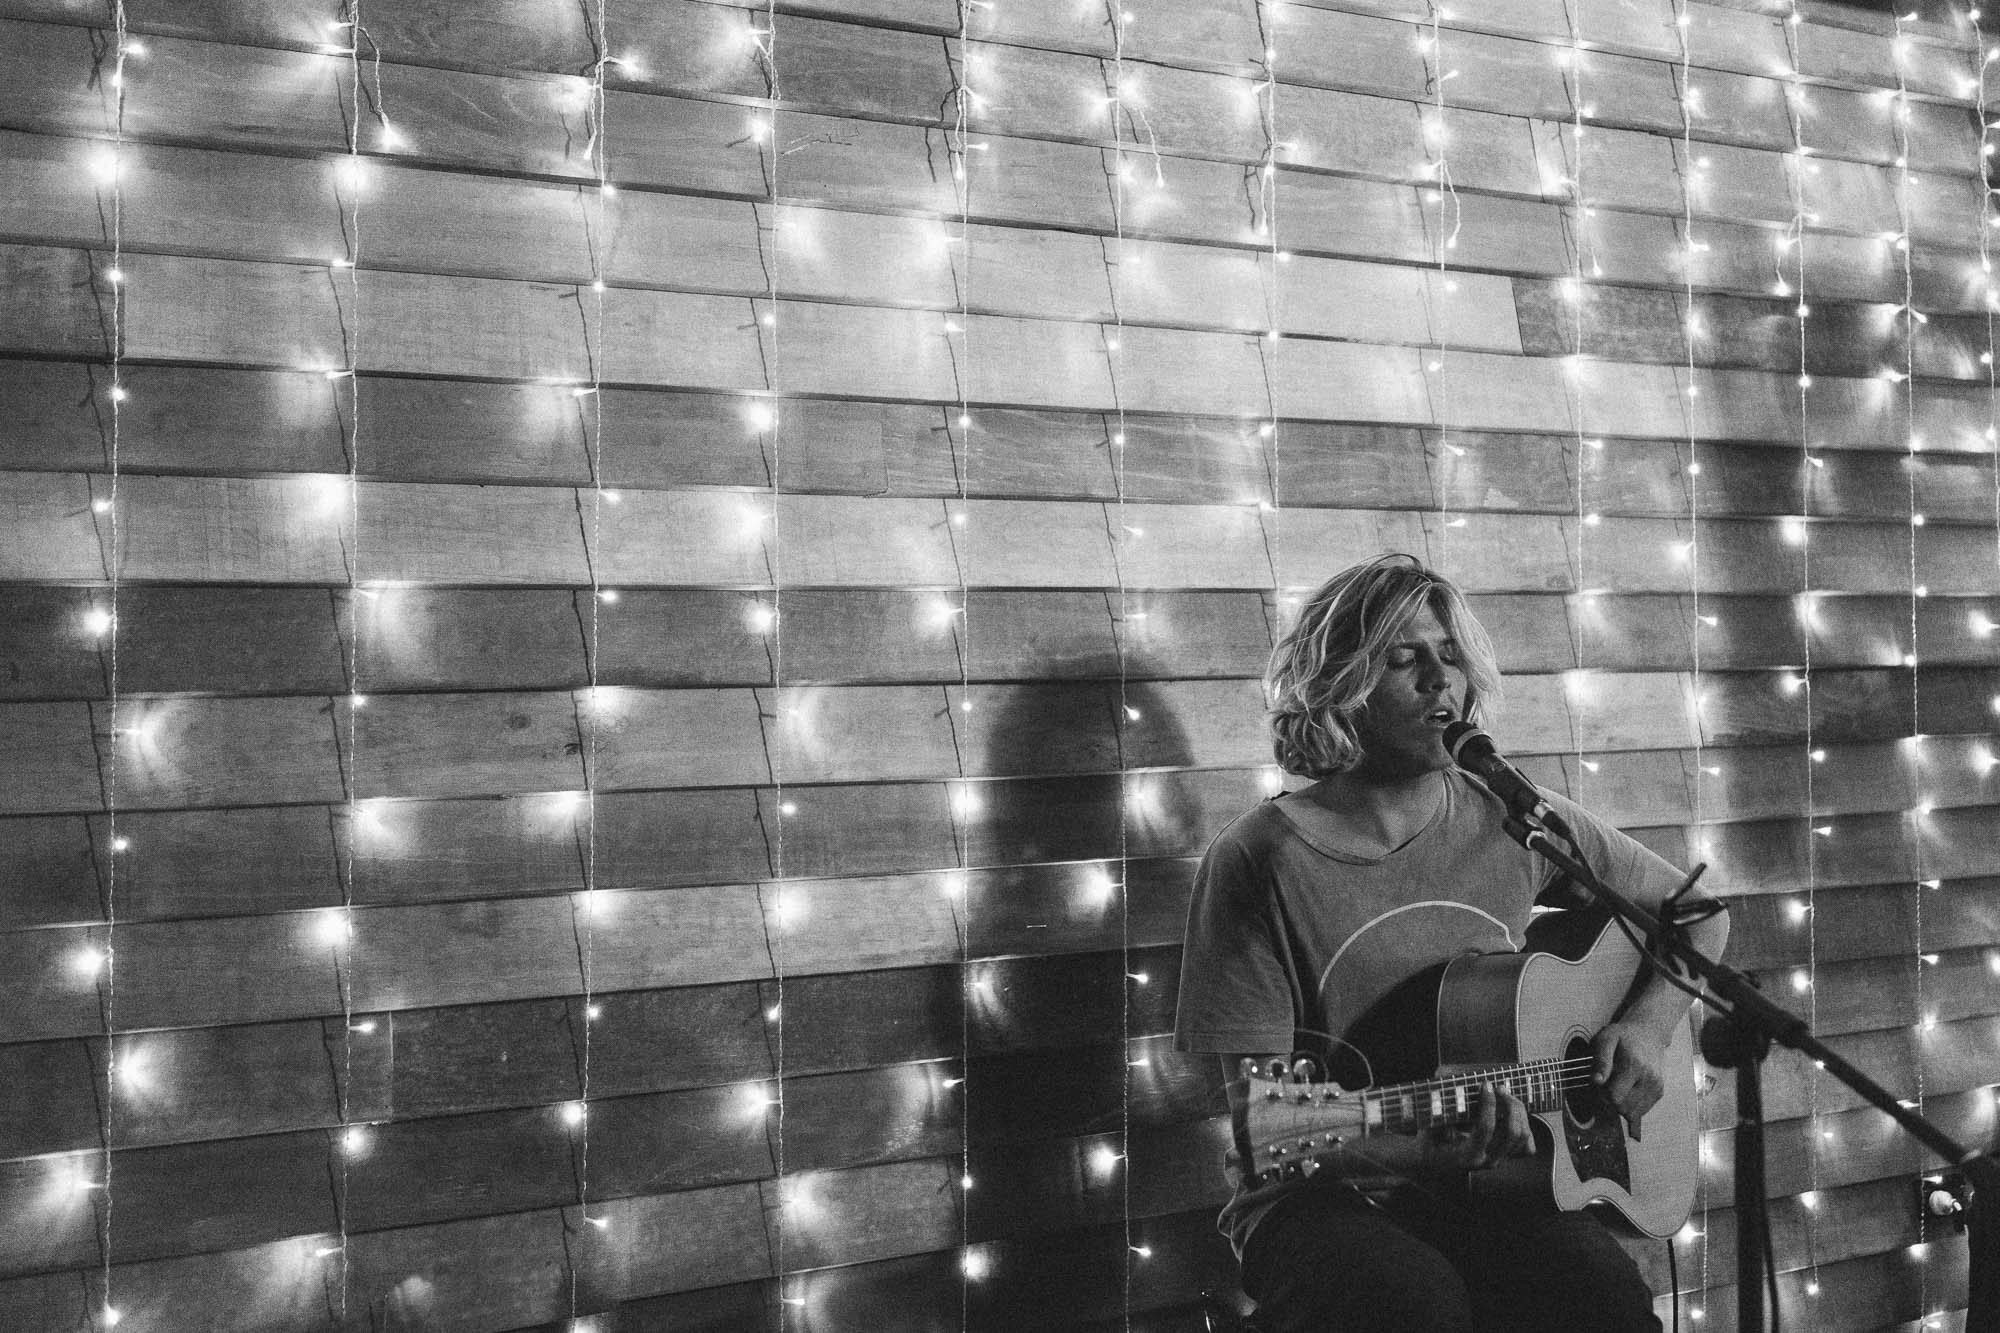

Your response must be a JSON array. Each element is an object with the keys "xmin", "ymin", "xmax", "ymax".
[{"xmin": 1500, "ymin": 814, "xmax": 2000, "ymax": 1333}]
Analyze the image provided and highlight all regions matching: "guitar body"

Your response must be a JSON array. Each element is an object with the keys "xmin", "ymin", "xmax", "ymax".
[
  {"xmin": 1243, "ymin": 914, "xmax": 1698, "ymax": 1240},
  {"xmin": 1439, "ymin": 917, "xmax": 1697, "ymax": 1239}
]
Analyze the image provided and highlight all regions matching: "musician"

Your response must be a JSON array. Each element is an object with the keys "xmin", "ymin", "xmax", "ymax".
[{"xmin": 1175, "ymin": 554, "xmax": 1728, "ymax": 1332}]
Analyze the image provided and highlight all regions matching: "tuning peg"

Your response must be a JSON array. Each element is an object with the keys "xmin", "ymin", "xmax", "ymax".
[
  {"xmin": 1300, "ymin": 1159, "xmax": 1320, "ymax": 1177},
  {"xmin": 1264, "ymin": 1059, "xmax": 1289, "ymax": 1081},
  {"xmin": 1239, "ymin": 1057, "xmax": 1260, "ymax": 1080},
  {"xmin": 1291, "ymin": 1058, "xmax": 1318, "ymax": 1082}
]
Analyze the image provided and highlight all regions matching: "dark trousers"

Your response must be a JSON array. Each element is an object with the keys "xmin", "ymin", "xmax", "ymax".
[{"xmin": 1240, "ymin": 1180, "xmax": 1662, "ymax": 1333}]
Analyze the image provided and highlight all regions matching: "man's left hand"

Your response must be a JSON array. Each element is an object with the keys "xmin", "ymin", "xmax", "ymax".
[{"xmin": 1591, "ymin": 1020, "xmax": 1668, "ymax": 1139}]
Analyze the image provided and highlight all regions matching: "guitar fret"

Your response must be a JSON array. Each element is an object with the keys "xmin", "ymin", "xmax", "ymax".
[{"xmin": 1353, "ymin": 1057, "xmax": 1582, "ymax": 1133}]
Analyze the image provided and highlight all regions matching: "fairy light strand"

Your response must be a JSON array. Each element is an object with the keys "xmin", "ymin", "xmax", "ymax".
[
  {"xmin": 1675, "ymin": 2, "xmax": 1706, "ymax": 838},
  {"xmin": 1781, "ymin": 0, "xmax": 1825, "ymax": 1301},
  {"xmin": 1253, "ymin": 0, "xmax": 1286, "ymax": 679},
  {"xmin": 568, "ymin": 0, "xmax": 613, "ymax": 1303},
  {"xmin": 1422, "ymin": 3, "xmax": 1462, "ymax": 566},
  {"xmin": 1890, "ymin": 15, "xmax": 1932, "ymax": 1322},
  {"xmin": 330, "ymin": 0, "xmax": 376, "ymax": 1313},
  {"xmin": 95, "ymin": 6, "xmax": 131, "ymax": 1328},
  {"xmin": 1892, "ymin": 0, "xmax": 1925, "ymax": 1086},
  {"xmin": 1977, "ymin": 21, "xmax": 2000, "ymax": 1309},
  {"xmin": 1984, "ymin": 5, "xmax": 2000, "ymax": 601},
  {"xmin": 1563, "ymin": 5, "xmax": 1593, "ymax": 796},
  {"xmin": 752, "ymin": 0, "xmax": 792, "ymax": 1315},
  {"xmin": 1982, "ymin": 2, "xmax": 2000, "ymax": 588},
  {"xmin": 1667, "ymin": 7, "xmax": 1713, "ymax": 1317},
  {"xmin": 947, "ymin": 0, "xmax": 977, "ymax": 1317},
  {"xmin": 1108, "ymin": 0, "xmax": 1137, "ymax": 1314}
]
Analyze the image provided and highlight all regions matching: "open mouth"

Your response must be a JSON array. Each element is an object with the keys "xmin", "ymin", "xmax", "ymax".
[{"xmin": 1426, "ymin": 707, "xmax": 1456, "ymax": 727}]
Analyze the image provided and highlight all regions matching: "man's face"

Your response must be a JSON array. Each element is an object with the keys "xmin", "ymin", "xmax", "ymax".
[{"xmin": 1349, "ymin": 604, "xmax": 1466, "ymax": 781}]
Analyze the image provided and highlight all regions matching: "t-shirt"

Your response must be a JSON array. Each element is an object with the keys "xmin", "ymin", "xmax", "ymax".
[{"xmin": 1173, "ymin": 768, "xmax": 1685, "ymax": 1253}]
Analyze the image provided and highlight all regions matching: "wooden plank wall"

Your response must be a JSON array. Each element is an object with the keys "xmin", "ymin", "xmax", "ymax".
[{"xmin": 0, "ymin": 0, "xmax": 1997, "ymax": 1327}]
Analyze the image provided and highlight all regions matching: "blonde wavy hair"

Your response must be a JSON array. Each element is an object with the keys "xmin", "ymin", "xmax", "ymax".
[{"xmin": 1267, "ymin": 554, "xmax": 1502, "ymax": 778}]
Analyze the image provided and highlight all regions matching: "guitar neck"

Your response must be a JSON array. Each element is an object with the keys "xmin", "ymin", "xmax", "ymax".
[{"xmin": 1358, "ymin": 1056, "xmax": 1576, "ymax": 1136}]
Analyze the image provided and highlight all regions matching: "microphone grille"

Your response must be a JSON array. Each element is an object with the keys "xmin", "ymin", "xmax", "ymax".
[{"xmin": 1441, "ymin": 720, "xmax": 1486, "ymax": 760}]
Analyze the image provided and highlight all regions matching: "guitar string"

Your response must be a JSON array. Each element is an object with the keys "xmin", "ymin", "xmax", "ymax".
[
  {"xmin": 1235, "ymin": 1060, "xmax": 1646, "ymax": 1141},
  {"xmin": 1234, "ymin": 1055, "xmax": 1611, "ymax": 1104},
  {"xmin": 1240, "ymin": 1133, "xmax": 1671, "ymax": 1224}
]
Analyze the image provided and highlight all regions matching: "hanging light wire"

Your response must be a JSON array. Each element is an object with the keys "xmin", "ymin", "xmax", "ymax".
[
  {"xmin": 1563, "ymin": 4, "xmax": 1595, "ymax": 797},
  {"xmin": 329, "ymin": 0, "xmax": 380, "ymax": 1313},
  {"xmin": 567, "ymin": 0, "xmax": 614, "ymax": 1307},
  {"xmin": 1667, "ymin": 5, "xmax": 1714, "ymax": 1315},
  {"xmin": 94, "ymin": 5, "xmax": 131, "ymax": 1328},
  {"xmin": 1780, "ymin": 0, "xmax": 1826, "ymax": 1302},
  {"xmin": 748, "ymin": 0, "xmax": 793, "ymax": 1314},
  {"xmin": 1424, "ymin": 3, "xmax": 1464, "ymax": 564},
  {"xmin": 946, "ymin": 0, "xmax": 977, "ymax": 1317},
  {"xmin": 1888, "ymin": 23, "xmax": 1931, "ymax": 1326},
  {"xmin": 1106, "ymin": 0, "xmax": 1137, "ymax": 1316}
]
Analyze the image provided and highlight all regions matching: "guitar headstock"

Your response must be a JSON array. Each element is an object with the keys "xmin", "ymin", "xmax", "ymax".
[{"xmin": 1240, "ymin": 1057, "xmax": 1368, "ymax": 1184}]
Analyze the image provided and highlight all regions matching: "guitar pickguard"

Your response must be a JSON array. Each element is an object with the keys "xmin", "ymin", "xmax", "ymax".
[{"xmin": 1557, "ymin": 1034, "xmax": 1631, "ymax": 1194}]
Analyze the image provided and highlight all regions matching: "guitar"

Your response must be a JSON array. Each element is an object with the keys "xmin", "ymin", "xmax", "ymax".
[{"xmin": 1242, "ymin": 915, "xmax": 1698, "ymax": 1238}]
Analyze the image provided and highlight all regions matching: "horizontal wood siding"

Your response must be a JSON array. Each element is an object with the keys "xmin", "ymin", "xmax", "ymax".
[{"xmin": 1, "ymin": 0, "xmax": 1996, "ymax": 1328}]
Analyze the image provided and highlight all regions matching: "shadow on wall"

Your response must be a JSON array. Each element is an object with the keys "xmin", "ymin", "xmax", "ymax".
[{"xmin": 945, "ymin": 670, "xmax": 1244, "ymax": 1323}]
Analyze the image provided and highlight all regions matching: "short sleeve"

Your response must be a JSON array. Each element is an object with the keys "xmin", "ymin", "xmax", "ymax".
[
  {"xmin": 1543, "ymin": 789, "xmax": 1689, "ymax": 911},
  {"xmin": 1173, "ymin": 821, "xmax": 1299, "ymax": 1055}
]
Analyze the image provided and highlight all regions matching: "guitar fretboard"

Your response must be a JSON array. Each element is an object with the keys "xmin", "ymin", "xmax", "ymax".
[{"xmin": 1359, "ymin": 1056, "xmax": 1585, "ymax": 1135}]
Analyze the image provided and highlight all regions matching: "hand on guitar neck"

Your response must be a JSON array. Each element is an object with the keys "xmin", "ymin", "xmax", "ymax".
[{"xmin": 1226, "ymin": 1056, "xmax": 1535, "ymax": 1177}]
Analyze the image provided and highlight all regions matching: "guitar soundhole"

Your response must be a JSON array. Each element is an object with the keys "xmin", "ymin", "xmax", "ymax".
[
  {"xmin": 1555, "ymin": 1033, "xmax": 1634, "ymax": 1194},
  {"xmin": 1561, "ymin": 1035, "xmax": 1598, "ymax": 1126}
]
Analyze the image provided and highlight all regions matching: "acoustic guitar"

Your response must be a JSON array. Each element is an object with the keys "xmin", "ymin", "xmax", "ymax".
[{"xmin": 1242, "ymin": 915, "xmax": 1699, "ymax": 1239}]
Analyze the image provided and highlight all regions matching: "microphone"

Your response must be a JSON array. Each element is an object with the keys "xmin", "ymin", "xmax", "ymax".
[{"xmin": 1442, "ymin": 720, "xmax": 1562, "ymax": 830}]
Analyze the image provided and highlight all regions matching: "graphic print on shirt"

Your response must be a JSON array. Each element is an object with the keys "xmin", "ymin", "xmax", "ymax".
[{"xmin": 1314, "ymin": 901, "xmax": 1518, "ymax": 1088}]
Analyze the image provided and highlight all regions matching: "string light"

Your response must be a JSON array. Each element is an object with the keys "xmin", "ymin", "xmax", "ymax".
[
  {"xmin": 321, "ymin": 0, "xmax": 395, "ymax": 1309},
  {"xmin": 749, "ymin": 0, "xmax": 794, "ymax": 1321},
  {"xmin": 1783, "ymin": 2, "xmax": 1826, "ymax": 1299},
  {"xmin": 1890, "ymin": 21, "xmax": 1938, "ymax": 1320},
  {"xmin": 1981, "ymin": 65, "xmax": 2000, "ymax": 1210},
  {"xmin": 87, "ymin": 11, "xmax": 137, "ymax": 1328},
  {"xmin": 563, "ymin": 0, "xmax": 617, "ymax": 1283},
  {"xmin": 944, "ymin": 11, "xmax": 979, "ymax": 1314},
  {"xmin": 1566, "ymin": 2, "xmax": 1596, "ymax": 810},
  {"xmin": 1425, "ymin": 0, "xmax": 1466, "ymax": 561},
  {"xmin": 1671, "ymin": 9, "xmax": 1715, "ymax": 1311},
  {"xmin": 1108, "ymin": 0, "xmax": 1145, "ymax": 1304}
]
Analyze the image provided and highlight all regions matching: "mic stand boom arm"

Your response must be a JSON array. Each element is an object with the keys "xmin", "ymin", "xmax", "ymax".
[{"xmin": 1502, "ymin": 816, "xmax": 2000, "ymax": 1333}]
